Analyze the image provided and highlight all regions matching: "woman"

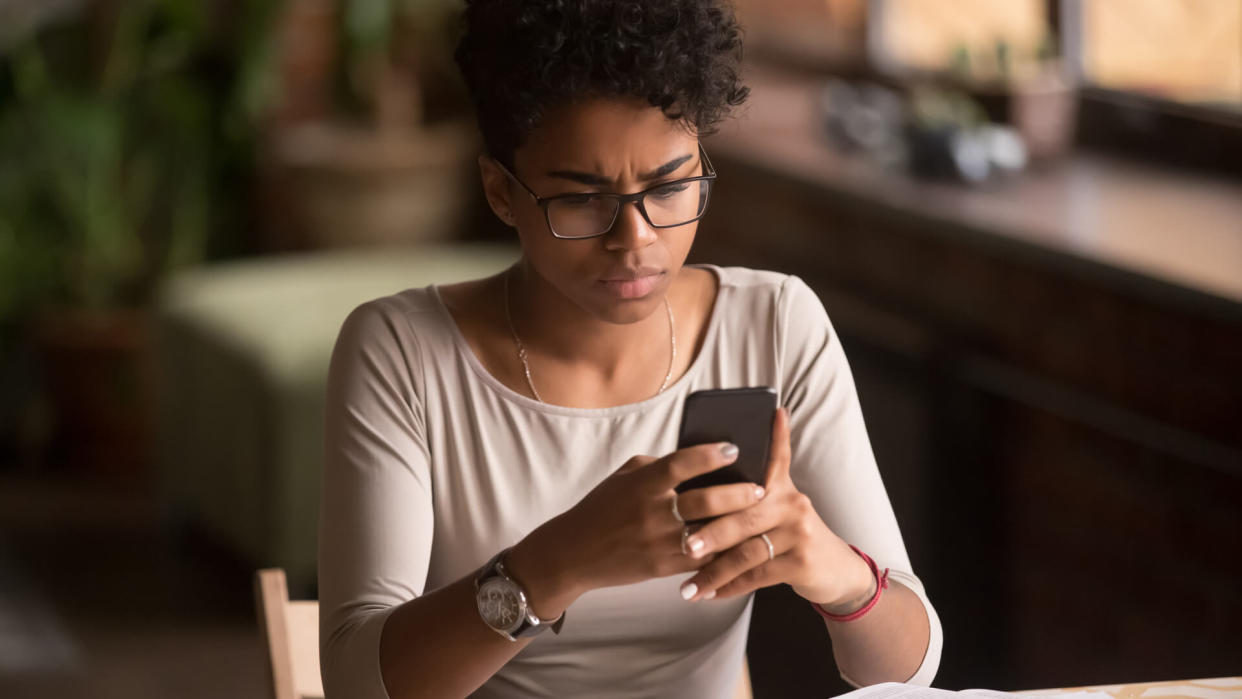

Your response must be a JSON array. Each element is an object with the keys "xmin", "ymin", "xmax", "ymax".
[{"xmin": 318, "ymin": 1, "xmax": 942, "ymax": 697}]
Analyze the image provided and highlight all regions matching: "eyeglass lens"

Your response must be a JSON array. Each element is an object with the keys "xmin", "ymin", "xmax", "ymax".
[{"xmin": 547, "ymin": 179, "xmax": 711, "ymax": 238}]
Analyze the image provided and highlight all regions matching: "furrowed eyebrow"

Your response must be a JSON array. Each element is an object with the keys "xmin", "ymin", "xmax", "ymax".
[
  {"xmin": 546, "ymin": 153, "xmax": 695, "ymax": 186},
  {"xmin": 639, "ymin": 154, "xmax": 693, "ymax": 180},
  {"xmin": 545, "ymin": 170, "xmax": 612, "ymax": 186}
]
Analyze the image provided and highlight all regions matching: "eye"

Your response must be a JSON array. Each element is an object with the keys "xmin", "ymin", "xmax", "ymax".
[
  {"xmin": 560, "ymin": 193, "xmax": 602, "ymax": 207},
  {"xmin": 650, "ymin": 182, "xmax": 690, "ymax": 199}
]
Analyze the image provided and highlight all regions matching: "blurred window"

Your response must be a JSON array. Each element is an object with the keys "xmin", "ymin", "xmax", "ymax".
[
  {"xmin": 744, "ymin": 0, "xmax": 1242, "ymax": 115},
  {"xmin": 1077, "ymin": 0, "xmax": 1242, "ymax": 111},
  {"xmin": 734, "ymin": 0, "xmax": 867, "ymax": 63},
  {"xmin": 871, "ymin": 0, "xmax": 1051, "ymax": 81}
]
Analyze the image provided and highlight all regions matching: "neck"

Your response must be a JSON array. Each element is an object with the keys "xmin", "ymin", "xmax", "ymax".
[{"xmin": 506, "ymin": 259, "xmax": 673, "ymax": 381}]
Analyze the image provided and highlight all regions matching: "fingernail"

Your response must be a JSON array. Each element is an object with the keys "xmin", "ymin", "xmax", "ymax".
[
  {"xmin": 720, "ymin": 443, "xmax": 738, "ymax": 459},
  {"xmin": 680, "ymin": 582, "xmax": 698, "ymax": 600},
  {"xmin": 688, "ymin": 537, "xmax": 705, "ymax": 555},
  {"xmin": 702, "ymin": 590, "xmax": 716, "ymax": 600},
  {"xmin": 754, "ymin": 486, "xmax": 765, "ymax": 500}
]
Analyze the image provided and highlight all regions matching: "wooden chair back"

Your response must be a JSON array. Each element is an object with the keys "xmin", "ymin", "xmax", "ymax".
[{"xmin": 255, "ymin": 568, "xmax": 325, "ymax": 699}]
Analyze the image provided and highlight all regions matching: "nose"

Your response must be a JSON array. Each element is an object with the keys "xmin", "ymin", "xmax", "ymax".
[{"xmin": 602, "ymin": 200, "xmax": 658, "ymax": 251}]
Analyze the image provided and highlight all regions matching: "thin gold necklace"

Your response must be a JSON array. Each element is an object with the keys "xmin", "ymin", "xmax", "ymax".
[{"xmin": 503, "ymin": 268, "xmax": 676, "ymax": 404}]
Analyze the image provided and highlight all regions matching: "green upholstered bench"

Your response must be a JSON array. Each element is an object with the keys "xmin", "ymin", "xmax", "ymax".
[{"xmin": 154, "ymin": 244, "xmax": 519, "ymax": 587}]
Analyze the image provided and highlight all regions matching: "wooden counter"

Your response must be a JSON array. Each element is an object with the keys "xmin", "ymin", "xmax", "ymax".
[
  {"xmin": 698, "ymin": 67, "xmax": 1242, "ymax": 697},
  {"xmin": 709, "ymin": 67, "xmax": 1242, "ymax": 311}
]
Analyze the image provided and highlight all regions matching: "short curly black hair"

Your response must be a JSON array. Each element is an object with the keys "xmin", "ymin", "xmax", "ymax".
[{"xmin": 454, "ymin": 0, "xmax": 749, "ymax": 167}]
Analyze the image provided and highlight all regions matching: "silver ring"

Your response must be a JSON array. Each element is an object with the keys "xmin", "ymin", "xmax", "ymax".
[
  {"xmin": 671, "ymin": 494, "xmax": 684, "ymax": 523},
  {"xmin": 680, "ymin": 526, "xmax": 691, "ymax": 556},
  {"xmin": 760, "ymin": 533, "xmax": 774, "ymax": 561}
]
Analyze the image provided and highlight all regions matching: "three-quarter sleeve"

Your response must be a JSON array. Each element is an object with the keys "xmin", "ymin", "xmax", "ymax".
[
  {"xmin": 319, "ymin": 299, "xmax": 432, "ymax": 699},
  {"xmin": 774, "ymin": 275, "xmax": 944, "ymax": 687}
]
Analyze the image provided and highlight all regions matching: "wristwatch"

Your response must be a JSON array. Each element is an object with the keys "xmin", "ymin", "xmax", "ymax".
[{"xmin": 474, "ymin": 548, "xmax": 566, "ymax": 641}]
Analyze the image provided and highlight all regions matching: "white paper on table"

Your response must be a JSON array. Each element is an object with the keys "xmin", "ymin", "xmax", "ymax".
[{"xmin": 831, "ymin": 683, "xmax": 1114, "ymax": 699}]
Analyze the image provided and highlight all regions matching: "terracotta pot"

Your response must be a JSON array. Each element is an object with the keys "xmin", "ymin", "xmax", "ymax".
[
  {"xmin": 32, "ymin": 308, "xmax": 153, "ymax": 479},
  {"xmin": 1010, "ymin": 75, "xmax": 1078, "ymax": 162},
  {"xmin": 264, "ymin": 119, "xmax": 477, "ymax": 249},
  {"xmin": 969, "ymin": 72, "xmax": 1078, "ymax": 164}
]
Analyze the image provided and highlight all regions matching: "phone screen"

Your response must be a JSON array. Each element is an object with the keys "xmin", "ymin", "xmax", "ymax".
[{"xmin": 675, "ymin": 387, "xmax": 777, "ymax": 496}]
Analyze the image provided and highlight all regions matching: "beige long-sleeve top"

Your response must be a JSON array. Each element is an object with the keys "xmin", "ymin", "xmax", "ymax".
[{"xmin": 319, "ymin": 264, "xmax": 943, "ymax": 698}]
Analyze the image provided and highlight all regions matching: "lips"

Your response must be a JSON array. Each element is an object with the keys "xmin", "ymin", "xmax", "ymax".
[
  {"xmin": 597, "ymin": 267, "xmax": 664, "ymax": 300},
  {"xmin": 599, "ymin": 265, "xmax": 663, "ymax": 282}
]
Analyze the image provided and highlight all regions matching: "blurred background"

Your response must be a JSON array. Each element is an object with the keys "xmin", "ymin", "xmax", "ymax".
[{"xmin": 0, "ymin": 1, "xmax": 1238, "ymax": 697}]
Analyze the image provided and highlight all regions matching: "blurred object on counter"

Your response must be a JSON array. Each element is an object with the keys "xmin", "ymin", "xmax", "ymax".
[
  {"xmin": 819, "ymin": 77, "xmax": 1027, "ymax": 184},
  {"xmin": 907, "ymin": 86, "xmax": 1027, "ymax": 183},
  {"xmin": 1000, "ymin": 70, "xmax": 1076, "ymax": 163},
  {"xmin": 821, "ymin": 78, "xmax": 906, "ymax": 165}
]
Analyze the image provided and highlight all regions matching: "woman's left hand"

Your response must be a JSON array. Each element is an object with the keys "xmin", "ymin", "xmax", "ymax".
[{"xmin": 677, "ymin": 407, "xmax": 874, "ymax": 609}]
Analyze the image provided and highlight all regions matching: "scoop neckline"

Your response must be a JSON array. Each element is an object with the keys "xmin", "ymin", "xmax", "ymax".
[{"xmin": 428, "ymin": 263, "xmax": 725, "ymax": 418}]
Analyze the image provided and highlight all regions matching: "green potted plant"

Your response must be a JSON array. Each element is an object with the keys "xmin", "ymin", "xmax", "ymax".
[{"xmin": 0, "ymin": 0, "xmax": 271, "ymax": 475}]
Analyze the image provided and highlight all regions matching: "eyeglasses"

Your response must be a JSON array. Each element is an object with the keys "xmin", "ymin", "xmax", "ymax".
[{"xmin": 493, "ymin": 144, "xmax": 717, "ymax": 240}]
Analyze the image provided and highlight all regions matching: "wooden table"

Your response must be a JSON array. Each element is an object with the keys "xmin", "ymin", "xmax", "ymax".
[{"xmin": 1025, "ymin": 677, "xmax": 1242, "ymax": 699}]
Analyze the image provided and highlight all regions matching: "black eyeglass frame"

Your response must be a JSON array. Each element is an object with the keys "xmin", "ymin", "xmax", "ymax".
[{"xmin": 492, "ymin": 144, "xmax": 717, "ymax": 240}]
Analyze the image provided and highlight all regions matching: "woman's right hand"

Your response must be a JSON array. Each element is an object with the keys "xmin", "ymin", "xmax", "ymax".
[{"xmin": 506, "ymin": 442, "xmax": 769, "ymax": 618}]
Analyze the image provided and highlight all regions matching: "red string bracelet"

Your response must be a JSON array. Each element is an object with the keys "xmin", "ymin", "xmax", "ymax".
[{"xmin": 812, "ymin": 545, "xmax": 889, "ymax": 623}]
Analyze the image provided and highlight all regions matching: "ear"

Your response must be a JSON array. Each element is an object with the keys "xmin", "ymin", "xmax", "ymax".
[{"xmin": 478, "ymin": 154, "xmax": 517, "ymax": 227}]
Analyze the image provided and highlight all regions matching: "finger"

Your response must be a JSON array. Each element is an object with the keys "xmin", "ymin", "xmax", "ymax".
[
  {"xmin": 673, "ymin": 481, "xmax": 766, "ymax": 523},
  {"xmin": 764, "ymin": 407, "xmax": 792, "ymax": 489},
  {"xmin": 712, "ymin": 557, "xmax": 789, "ymax": 600},
  {"xmin": 681, "ymin": 497, "xmax": 781, "ymax": 559},
  {"xmin": 617, "ymin": 454, "xmax": 657, "ymax": 474},
  {"xmin": 654, "ymin": 527, "xmax": 716, "ymax": 577},
  {"xmin": 651, "ymin": 442, "xmax": 739, "ymax": 493},
  {"xmin": 680, "ymin": 532, "xmax": 788, "ymax": 600}
]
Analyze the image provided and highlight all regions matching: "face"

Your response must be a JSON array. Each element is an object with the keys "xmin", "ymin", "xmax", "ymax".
[{"xmin": 480, "ymin": 98, "xmax": 704, "ymax": 325}]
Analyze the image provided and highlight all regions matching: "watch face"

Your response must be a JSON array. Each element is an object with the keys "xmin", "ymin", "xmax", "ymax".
[{"xmin": 477, "ymin": 578, "xmax": 525, "ymax": 633}]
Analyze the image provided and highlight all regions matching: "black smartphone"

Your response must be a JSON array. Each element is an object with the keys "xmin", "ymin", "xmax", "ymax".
[{"xmin": 674, "ymin": 387, "xmax": 777, "ymax": 496}]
